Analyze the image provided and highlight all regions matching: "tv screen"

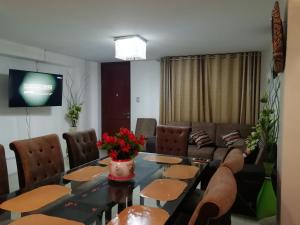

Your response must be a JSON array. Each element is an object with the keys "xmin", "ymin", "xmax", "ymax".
[{"xmin": 9, "ymin": 69, "xmax": 63, "ymax": 107}]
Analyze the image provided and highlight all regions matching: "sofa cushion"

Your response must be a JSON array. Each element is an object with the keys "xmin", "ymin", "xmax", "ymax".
[
  {"xmin": 191, "ymin": 122, "xmax": 216, "ymax": 143},
  {"xmin": 230, "ymin": 138, "xmax": 247, "ymax": 152},
  {"xmin": 190, "ymin": 129, "xmax": 213, "ymax": 148},
  {"xmin": 221, "ymin": 130, "xmax": 241, "ymax": 147},
  {"xmin": 188, "ymin": 145, "xmax": 215, "ymax": 159},
  {"xmin": 216, "ymin": 123, "xmax": 252, "ymax": 147},
  {"xmin": 213, "ymin": 147, "xmax": 230, "ymax": 161}
]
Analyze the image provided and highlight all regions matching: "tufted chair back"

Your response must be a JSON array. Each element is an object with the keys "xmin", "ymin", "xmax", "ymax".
[
  {"xmin": 189, "ymin": 166, "xmax": 237, "ymax": 225},
  {"xmin": 63, "ymin": 129, "xmax": 99, "ymax": 169},
  {"xmin": 0, "ymin": 144, "xmax": 9, "ymax": 195},
  {"xmin": 10, "ymin": 134, "xmax": 64, "ymax": 189},
  {"xmin": 156, "ymin": 125, "xmax": 189, "ymax": 156}
]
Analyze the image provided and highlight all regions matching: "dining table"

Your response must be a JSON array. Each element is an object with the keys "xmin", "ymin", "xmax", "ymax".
[{"xmin": 0, "ymin": 152, "xmax": 207, "ymax": 225}]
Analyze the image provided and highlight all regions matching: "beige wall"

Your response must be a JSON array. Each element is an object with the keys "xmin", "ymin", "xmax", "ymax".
[{"xmin": 280, "ymin": 0, "xmax": 300, "ymax": 224}]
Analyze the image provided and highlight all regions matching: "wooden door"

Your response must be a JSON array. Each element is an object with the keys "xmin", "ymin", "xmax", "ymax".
[{"xmin": 101, "ymin": 62, "xmax": 130, "ymax": 134}]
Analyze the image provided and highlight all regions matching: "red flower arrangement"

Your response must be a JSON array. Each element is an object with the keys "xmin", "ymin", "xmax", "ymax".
[{"xmin": 97, "ymin": 128, "xmax": 145, "ymax": 160}]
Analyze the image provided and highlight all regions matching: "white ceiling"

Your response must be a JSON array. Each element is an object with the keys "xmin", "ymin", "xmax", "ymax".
[{"xmin": 0, "ymin": 0, "xmax": 286, "ymax": 62}]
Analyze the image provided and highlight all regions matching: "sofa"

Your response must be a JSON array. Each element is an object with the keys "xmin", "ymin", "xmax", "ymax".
[{"xmin": 163, "ymin": 121, "xmax": 252, "ymax": 161}]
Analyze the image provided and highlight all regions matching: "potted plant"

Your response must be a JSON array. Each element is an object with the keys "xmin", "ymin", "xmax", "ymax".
[
  {"xmin": 246, "ymin": 78, "xmax": 280, "ymax": 218},
  {"xmin": 97, "ymin": 128, "xmax": 145, "ymax": 181},
  {"xmin": 64, "ymin": 73, "xmax": 87, "ymax": 130},
  {"xmin": 66, "ymin": 103, "xmax": 82, "ymax": 128}
]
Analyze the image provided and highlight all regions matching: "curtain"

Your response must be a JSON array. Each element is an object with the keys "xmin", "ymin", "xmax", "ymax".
[{"xmin": 160, "ymin": 52, "xmax": 261, "ymax": 125}]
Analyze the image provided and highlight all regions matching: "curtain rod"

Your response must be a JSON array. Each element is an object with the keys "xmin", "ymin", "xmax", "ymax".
[{"xmin": 163, "ymin": 52, "xmax": 261, "ymax": 61}]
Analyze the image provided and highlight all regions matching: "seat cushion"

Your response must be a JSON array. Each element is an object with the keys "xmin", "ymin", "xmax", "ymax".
[
  {"xmin": 188, "ymin": 145, "xmax": 215, "ymax": 159},
  {"xmin": 213, "ymin": 148, "xmax": 230, "ymax": 161}
]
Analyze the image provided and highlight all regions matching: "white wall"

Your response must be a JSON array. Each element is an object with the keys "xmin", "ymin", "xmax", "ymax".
[
  {"xmin": 280, "ymin": 0, "xmax": 300, "ymax": 224},
  {"xmin": 130, "ymin": 60, "xmax": 160, "ymax": 132},
  {"xmin": 0, "ymin": 39, "xmax": 100, "ymax": 175},
  {"xmin": 261, "ymin": 47, "xmax": 273, "ymax": 95}
]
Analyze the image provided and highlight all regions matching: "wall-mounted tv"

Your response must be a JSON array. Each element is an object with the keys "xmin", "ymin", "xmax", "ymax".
[{"xmin": 9, "ymin": 69, "xmax": 63, "ymax": 107}]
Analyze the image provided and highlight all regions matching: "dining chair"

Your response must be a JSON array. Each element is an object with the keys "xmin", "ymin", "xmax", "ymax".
[
  {"xmin": 9, "ymin": 134, "xmax": 65, "ymax": 189},
  {"xmin": 188, "ymin": 166, "xmax": 237, "ymax": 225},
  {"xmin": 0, "ymin": 144, "xmax": 9, "ymax": 195},
  {"xmin": 63, "ymin": 129, "xmax": 99, "ymax": 169},
  {"xmin": 222, "ymin": 148, "xmax": 244, "ymax": 174},
  {"xmin": 135, "ymin": 118, "xmax": 157, "ymax": 138},
  {"xmin": 156, "ymin": 125, "xmax": 189, "ymax": 156}
]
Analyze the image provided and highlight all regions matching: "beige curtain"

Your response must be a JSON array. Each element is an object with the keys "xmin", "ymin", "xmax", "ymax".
[{"xmin": 160, "ymin": 52, "xmax": 261, "ymax": 125}]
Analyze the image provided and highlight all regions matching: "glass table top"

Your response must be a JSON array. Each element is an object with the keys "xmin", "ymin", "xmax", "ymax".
[{"xmin": 0, "ymin": 152, "xmax": 207, "ymax": 225}]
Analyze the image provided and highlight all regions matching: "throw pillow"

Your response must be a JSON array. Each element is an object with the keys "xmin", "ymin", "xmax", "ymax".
[
  {"xmin": 188, "ymin": 134, "xmax": 196, "ymax": 145},
  {"xmin": 222, "ymin": 130, "xmax": 242, "ymax": 147},
  {"xmin": 190, "ymin": 129, "xmax": 213, "ymax": 148}
]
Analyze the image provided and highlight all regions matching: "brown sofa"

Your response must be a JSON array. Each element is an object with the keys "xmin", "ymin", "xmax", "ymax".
[{"xmin": 166, "ymin": 122, "xmax": 252, "ymax": 161}]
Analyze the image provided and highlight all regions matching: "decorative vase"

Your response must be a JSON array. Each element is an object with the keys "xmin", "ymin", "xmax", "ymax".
[
  {"xmin": 69, "ymin": 126, "xmax": 77, "ymax": 132},
  {"xmin": 271, "ymin": 162, "xmax": 277, "ymax": 196},
  {"xmin": 108, "ymin": 159, "xmax": 135, "ymax": 181},
  {"xmin": 256, "ymin": 177, "xmax": 277, "ymax": 219}
]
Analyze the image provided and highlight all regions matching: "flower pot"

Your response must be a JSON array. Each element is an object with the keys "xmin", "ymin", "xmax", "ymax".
[
  {"xmin": 108, "ymin": 159, "xmax": 135, "ymax": 181},
  {"xmin": 69, "ymin": 127, "xmax": 77, "ymax": 132}
]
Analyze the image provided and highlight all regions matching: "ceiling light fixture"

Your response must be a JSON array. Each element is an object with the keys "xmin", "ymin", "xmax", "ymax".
[{"xmin": 114, "ymin": 35, "xmax": 147, "ymax": 61}]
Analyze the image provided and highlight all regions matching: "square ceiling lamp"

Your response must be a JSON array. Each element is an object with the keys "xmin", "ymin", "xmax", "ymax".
[{"xmin": 114, "ymin": 35, "xmax": 147, "ymax": 60}]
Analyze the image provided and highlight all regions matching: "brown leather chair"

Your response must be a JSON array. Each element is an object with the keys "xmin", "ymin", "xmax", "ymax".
[
  {"xmin": 188, "ymin": 166, "xmax": 237, "ymax": 225},
  {"xmin": 10, "ymin": 134, "xmax": 64, "ymax": 189},
  {"xmin": 156, "ymin": 125, "xmax": 189, "ymax": 156},
  {"xmin": 222, "ymin": 148, "xmax": 244, "ymax": 174},
  {"xmin": 0, "ymin": 145, "xmax": 9, "ymax": 195},
  {"xmin": 63, "ymin": 129, "xmax": 99, "ymax": 169}
]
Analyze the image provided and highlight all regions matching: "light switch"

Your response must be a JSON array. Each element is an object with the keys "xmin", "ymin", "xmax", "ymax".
[{"xmin": 136, "ymin": 97, "xmax": 140, "ymax": 103}]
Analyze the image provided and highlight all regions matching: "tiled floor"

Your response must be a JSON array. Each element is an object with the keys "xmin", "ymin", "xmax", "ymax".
[{"xmin": 232, "ymin": 215, "xmax": 277, "ymax": 225}]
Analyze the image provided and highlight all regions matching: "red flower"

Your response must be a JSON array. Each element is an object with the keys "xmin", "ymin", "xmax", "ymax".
[
  {"xmin": 128, "ymin": 133, "xmax": 136, "ymax": 142},
  {"xmin": 109, "ymin": 150, "xmax": 118, "ymax": 160},
  {"xmin": 121, "ymin": 144, "xmax": 130, "ymax": 153},
  {"xmin": 102, "ymin": 133, "xmax": 109, "ymax": 142},
  {"xmin": 96, "ymin": 140, "xmax": 102, "ymax": 148},
  {"xmin": 120, "ymin": 128, "xmax": 131, "ymax": 136},
  {"xmin": 138, "ymin": 135, "xmax": 145, "ymax": 145},
  {"xmin": 100, "ymin": 128, "xmax": 140, "ymax": 160},
  {"xmin": 118, "ymin": 139, "xmax": 126, "ymax": 147}
]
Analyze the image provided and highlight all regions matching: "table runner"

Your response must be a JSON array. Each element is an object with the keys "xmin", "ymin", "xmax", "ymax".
[
  {"xmin": 0, "ymin": 185, "xmax": 71, "ymax": 212},
  {"xmin": 140, "ymin": 179, "xmax": 187, "ymax": 201},
  {"xmin": 63, "ymin": 166, "xmax": 108, "ymax": 182},
  {"xmin": 107, "ymin": 205, "xmax": 169, "ymax": 225}
]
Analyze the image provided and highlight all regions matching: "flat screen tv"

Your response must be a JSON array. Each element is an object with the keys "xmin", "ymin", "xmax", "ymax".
[{"xmin": 9, "ymin": 69, "xmax": 63, "ymax": 107}]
